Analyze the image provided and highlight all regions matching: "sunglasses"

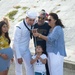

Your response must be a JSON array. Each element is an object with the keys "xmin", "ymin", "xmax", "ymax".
[
  {"xmin": 38, "ymin": 16, "xmax": 45, "ymax": 20},
  {"xmin": 47, "ymin": 19, "xmax": 51, "ymax": 22}
]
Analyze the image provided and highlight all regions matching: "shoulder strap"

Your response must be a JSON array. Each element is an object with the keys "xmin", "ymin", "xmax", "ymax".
[
  {"xmin": 23, "ymin": 19, "xmax": 31, "ymax": 32},
  {"xmin": 23, "ymin": 19, "xmax": 32, "ymax": 39}
]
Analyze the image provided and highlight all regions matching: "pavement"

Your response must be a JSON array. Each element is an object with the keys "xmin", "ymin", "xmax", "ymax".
[
  {"xmin": 64, "ymin": 49, "xmax": 75, "ymax": 70},
  {"xmin": 8, "ymin": 62, "xmax": 75, "ymax": 75}
]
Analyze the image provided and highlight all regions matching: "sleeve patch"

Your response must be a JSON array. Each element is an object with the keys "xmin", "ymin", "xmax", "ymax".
[{"xmin": 16, "ymin": 26, "xmax": 21, "ymax": 29}]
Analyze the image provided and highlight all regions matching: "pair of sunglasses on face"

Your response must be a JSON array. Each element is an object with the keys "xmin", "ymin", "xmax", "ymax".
[
  {"xmin": 38, "ymin": 16, "xmax": 45, "ymax": 20},
  {"xmin": 38, "ymin": 16, "xmax": 52, "ymax": 22}
]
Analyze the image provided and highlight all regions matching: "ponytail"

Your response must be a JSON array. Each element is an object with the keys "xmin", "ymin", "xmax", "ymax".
[{"xmin": 56, "ymin": 19, "xmax": 65, "ymax": 28}]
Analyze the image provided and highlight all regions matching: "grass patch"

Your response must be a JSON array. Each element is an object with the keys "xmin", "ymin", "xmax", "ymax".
[
  {"xmin": 13, "ymin": 5, "xmax": 21, "ymax": 9},
  {"xmin": 57, "ymin": 4, "xmax": 61, "ymax": 6},
  {"xmin": 62, "ymin": 0, "xmax": 66, "ymax": 1},
  {"xmin": 22, "ymin": 7, "xmax": 28, "ymax": 10},
  {"xmin": 6, "ymin": 10, "xmax": 18, "ymax": 20},
  {"xmin": 56, "ymin": 10, "xmax": 60, "ymax": 13},
  {"xmin": 24, "ymin": 11, "xmax": 27, "ymax": 13},
  {"xmin": 18, "ymin": 18, "xmax": 23, "ymax": 22}
]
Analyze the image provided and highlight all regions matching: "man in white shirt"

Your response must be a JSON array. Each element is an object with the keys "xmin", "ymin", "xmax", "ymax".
[{"xmin": 13, "ymin": 11, "xmax": 37, "ymax": 75}]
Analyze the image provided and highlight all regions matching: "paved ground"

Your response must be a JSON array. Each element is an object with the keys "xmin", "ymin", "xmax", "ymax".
[{"xmin": 8, "ymin": 62, "xmax": 75, "ymax": 75}]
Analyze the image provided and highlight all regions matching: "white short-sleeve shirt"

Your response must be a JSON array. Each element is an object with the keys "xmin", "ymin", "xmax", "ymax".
[{"xmin": 32, "ymin": 54, "xmax": 47, "ymax": 73}]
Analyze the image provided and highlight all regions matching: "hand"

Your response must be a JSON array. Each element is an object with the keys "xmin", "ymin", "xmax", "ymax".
[
  {"xmin": 17, "ymin": 58, "xmax": 23, "ymax": 64},
  {"xmin": 1, "ymin": 54, "xmax": 8, "ymax": 60},
  {"xmin": 39, "ymin": 56, "xmax": 42, "ymax": 60},
  {"xmin": 11, "ymin": 57, "xmax": 14, "ymax": 62},
  {"xmin": 32, "ymin": 29, "xmax": 38, "ymax": 33},
  {"xmin": 36, "ymin": 55, "xmax": 40, "ymax": 59},
  {"xmin": 33, "ymin": 32, "xmax": 39, "ymax": 37},
  {"xmin": 0, "ymin": 53, "xmax": 2, "ymax": 56},
  {"xmin": 32, "ymin": 29, "xmax": 39, "ymax": 37}
]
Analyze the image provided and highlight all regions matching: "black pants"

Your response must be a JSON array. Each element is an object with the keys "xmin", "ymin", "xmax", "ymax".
[
  {"xmin": 45, "ymin": 61, "xmax": 50, "ymax": 75},
  {"xmin": 43, "ymin": 51, "xmax": 50, "ymax": 75}
]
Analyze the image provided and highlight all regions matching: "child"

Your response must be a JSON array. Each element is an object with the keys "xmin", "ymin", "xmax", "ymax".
[{"xmin": 30, "ymin": 45, "xmax": 47, "ymax": 75}]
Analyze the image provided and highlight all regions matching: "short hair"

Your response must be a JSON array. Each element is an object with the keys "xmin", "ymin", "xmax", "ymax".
[{"xmin": 39, "ymin": 10, "xmax": 46, "ymax": 18}]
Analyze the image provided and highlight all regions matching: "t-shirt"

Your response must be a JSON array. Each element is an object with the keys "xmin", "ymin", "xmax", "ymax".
[
  {"xmin": 32, "ymin": 54, "xmax": 47, "ymax": 73},
  {"xmin": 33, "ymin": 22, "xmax": 50, "ymax": 54}
]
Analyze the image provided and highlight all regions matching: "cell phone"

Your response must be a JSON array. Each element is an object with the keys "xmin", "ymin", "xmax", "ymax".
[{"xmin": 32, "ymin": 29, "xmax": 38, "ymax": 33}]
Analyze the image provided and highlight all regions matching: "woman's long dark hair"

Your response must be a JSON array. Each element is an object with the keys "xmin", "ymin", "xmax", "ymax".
[
  {"xmin": 0, "ymin": 21, "xmax": 11, "ymax": 44},
  {"xmin": 49, "ymin": 13, "xmax": 65, "ymax": 28}
]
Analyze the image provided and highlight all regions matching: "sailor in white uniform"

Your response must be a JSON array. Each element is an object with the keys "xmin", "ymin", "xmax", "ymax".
[{"xmin": 12, "ymin": 11, "xmax": 37, "ymax": 75}]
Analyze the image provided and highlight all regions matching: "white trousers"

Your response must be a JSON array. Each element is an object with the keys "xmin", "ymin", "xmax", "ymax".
[
  {"xmin": 48, "ymin": 52, "xmax": 64, "ymax": 75},
  {"xmin": 14, "ymin": 50, "xmax": 34, "ymax": 75}
]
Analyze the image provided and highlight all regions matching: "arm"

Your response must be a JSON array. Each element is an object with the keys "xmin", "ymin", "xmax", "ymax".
[
  {"xmin": 13, "ymin": 26, "xmax": 22, "ymax": 59},
  {"xmin": 33, "ymin": 26, "xmax": 62, "ymax": 42},
  {"xmin": 30, "ymin": 58, "xmax": 38, "ymax": 64},
  {"xmin": 30, "ymin": 55, "xmax": 39, "ymax": 64},
  {"xmin": 38, "ymin": 33, "xmax": 48, "ymax": 41},
  {"xmin": 47, "ymin": 26, "xmax": 62, "ymax": 42},
  {"xmin": 13, "ymin": 25, "xmax": 23, "ymax": 64},
  {"xmin": 39, "ymin": 57, "xmax": 47, "ymax": 64},
  {"xmin": 33, "ymin": 30, "xmax": 48, "ymax": 41},
  {"xmin": 0, "ymin": 53, "xmax": 8, "ymax": 60}
]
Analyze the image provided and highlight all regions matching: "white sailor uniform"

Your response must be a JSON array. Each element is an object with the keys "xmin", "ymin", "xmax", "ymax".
[{"xmin": 13, "ymin": 20, "xmax": 34, "ymax": 75}]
